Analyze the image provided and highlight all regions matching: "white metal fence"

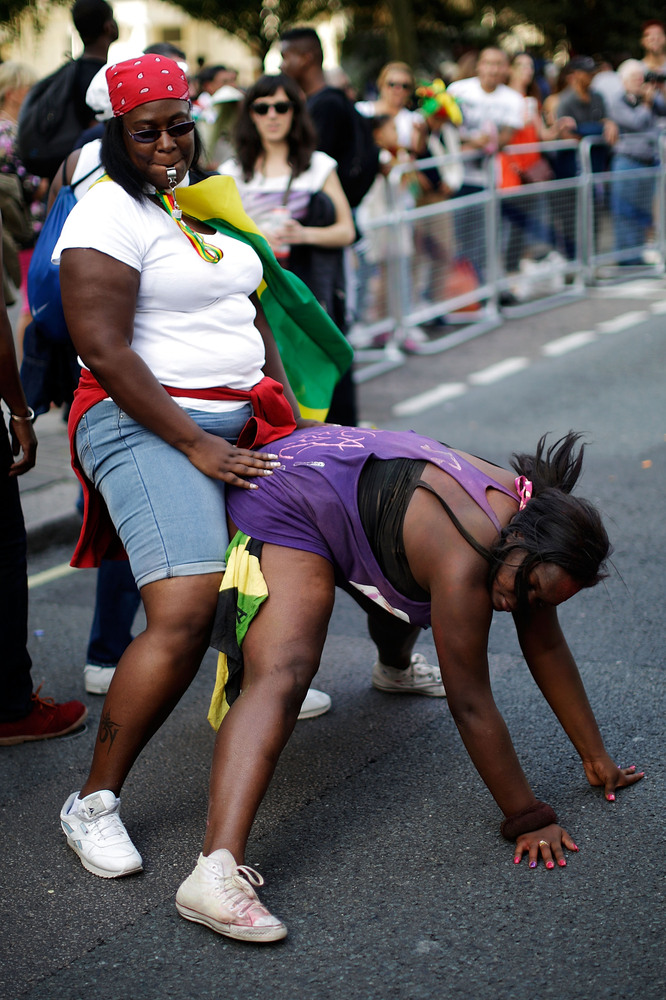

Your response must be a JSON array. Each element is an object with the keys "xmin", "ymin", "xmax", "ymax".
[{"xmin": 350, "ymin": 136, "xmax": 666, "ymax": 379}]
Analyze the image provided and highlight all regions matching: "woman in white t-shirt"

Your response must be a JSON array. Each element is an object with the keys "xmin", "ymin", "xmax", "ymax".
[
  {"xmin": 54, "ymin": 56, "xmax": 332, "ymax": 916},
  {"xmin": 218, "ymin": 74, "xmax": 354, "ymax": 286}
]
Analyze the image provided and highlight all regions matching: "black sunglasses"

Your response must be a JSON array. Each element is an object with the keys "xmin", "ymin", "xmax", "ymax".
[
  {"xmin": 251, "ymin": 101, "xmax": 294, "ymax": 116},
  {"xmin": 125, "ymin": 120, "xmax": 196, "ymax": 144}
]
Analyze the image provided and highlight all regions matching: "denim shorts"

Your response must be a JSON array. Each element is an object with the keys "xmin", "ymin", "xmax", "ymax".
[{"xmin": 76, "ymin": 400, "xmax": 252, "ymax": 589}]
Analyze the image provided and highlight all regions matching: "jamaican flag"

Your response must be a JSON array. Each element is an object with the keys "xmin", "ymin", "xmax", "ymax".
[
  {"xmin": 177, "ymin": 176, "xmax": 353, "ymax": 421},
  {"xmin": 208, "ymin": 532, "xmax": 267, "ymax": 730}
]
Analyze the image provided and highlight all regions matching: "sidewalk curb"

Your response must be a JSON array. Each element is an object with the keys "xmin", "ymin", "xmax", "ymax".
[{"xmin": 26, "ymin": 511, "xmax": 81, "ymax": 555}]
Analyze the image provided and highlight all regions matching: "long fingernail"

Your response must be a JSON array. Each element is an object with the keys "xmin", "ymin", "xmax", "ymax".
[
  {"xmin": 558, "ymin": 859, "xmax": 566, "ymax": 867},
  {"xmin": 607, "ymin": 793, "xmax": 615, "ymax": 801},
  {"xmin": 261, "ymin": 469, "xmax": 273, "ymax": 475},
  {"xmin": 513, "ymin": 856, "xmax": 521, "ymax": 864},
  {"xmin": 572, "ymin": 843, "xmax": 579, "ymax": 851},
  {"xmin": 529, "ymin": 860, "xmax": 537, "ymax": 869}
]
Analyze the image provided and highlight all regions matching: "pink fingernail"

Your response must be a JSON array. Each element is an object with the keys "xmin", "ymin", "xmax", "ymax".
[
  {"xmin": 546, "ymin": 861, "xmax": 555, "ymax": 870},
  {"xmin": 513, "ymin": 856, "xmax": 521, "ymax": 864},
  {"xmin": 558, "ymin": 859, "xmax": 566, "ymax": 867},
  {"xmin": 572, "ymin": 843, "xmax": 579, "ymax": 851},
  {"xmin": 607, "ymin": 793, "xmax": 615, "ymax": 801},
  {"xmin": 529, "ymin": 860, "xmax": 537, "ymax": 869}
]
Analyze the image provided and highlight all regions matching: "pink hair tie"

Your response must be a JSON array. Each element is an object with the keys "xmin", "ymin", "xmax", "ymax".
[{"xmin": 515, "ymin": 475, "xmax": 533, "ymax": 511}]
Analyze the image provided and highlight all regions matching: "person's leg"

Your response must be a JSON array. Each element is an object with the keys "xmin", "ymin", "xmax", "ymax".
[
  {"xmin": 87, "ymin": 559, "xmax": 141, "ymax": 666},
  {"xmin": 84, "ymin": 558, "xmax": 142, "ymax": 693},
  {"xmin": 0, "ymin": 424, "xmax": 33, "ymax": 720},
  {"xmin": 339, "ymin": 583, "xmax": 446, "ymax": 698},
  {"xmin": 80, "ymin": 572, "xmax": 222, "ymax": 797},
  {"xmin": 203, "ymin": 545, "xmax": 336, "ymax": 862}
]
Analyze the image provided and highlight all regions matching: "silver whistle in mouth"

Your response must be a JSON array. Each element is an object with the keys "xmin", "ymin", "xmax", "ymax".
[{"xmin": 165, "ymin": 167, "xmax": 182, "ymax": 218}]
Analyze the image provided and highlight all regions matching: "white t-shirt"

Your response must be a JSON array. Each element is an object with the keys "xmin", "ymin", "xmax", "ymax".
[
  {"xmin": 447, "ymin": 77, "xmax": 525, "ymax": 136},
  {"xmin": 447, "ymin": 77, "xmax": 525, "ymax": 184},
  {"xmin": 70, "ymin": 138, "xmax": 104, "ymax": 198},
  {"xmin": 218, "ymin": 150, "xmax": 336, "ymax": 231},
  {"xmin": 53, "ymin": 180, "xmax": 266, "ymax": 409}
]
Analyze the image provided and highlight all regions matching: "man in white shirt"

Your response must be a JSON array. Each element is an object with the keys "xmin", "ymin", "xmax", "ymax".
[
  {"xmin": 447, "ymin": 47, "xmax": 524, "ymax": 284},
  {"xmin": 448, "ymin": 47, "xmax": 524, "ymax": 184}
]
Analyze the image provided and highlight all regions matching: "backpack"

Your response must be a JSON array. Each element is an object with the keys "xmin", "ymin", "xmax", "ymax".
[
  {"xmin": 17, "ymin": 60, "xmax": 83, "ymax": 180},
  {"xmin": 27, "ymin": 161, "xmax": 99, "ymax": 343}
]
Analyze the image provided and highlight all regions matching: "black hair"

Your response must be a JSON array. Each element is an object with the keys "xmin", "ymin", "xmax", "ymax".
[
  {"xmin": 144, "ymin": 42, "xmax": 187, "ymax": 61},
  {"xmin": 488, "ymin": 432, "xmax": 611, "ymax": 609},
  {"xmin": 197, "ymin": 65, "xmax": 227, "ymax": 86},
  {"xmin": 280, "ymin": 26, "xmax": 323, "ymax": 65},
  {"xmin": 72, "ymin": 0, "xmax": 113, "ymax": 45},
  {"xmin": 101, "ymin": 113, "xmax": 204, "ymax": 203},
  {"xmin": 233, "ymin": 74, "xmax": 316, "ymax": 182}
]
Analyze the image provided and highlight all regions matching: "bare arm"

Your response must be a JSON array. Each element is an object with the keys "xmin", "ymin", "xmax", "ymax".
[
  {"xmin": 47, "ymin": 150, "xmax": 81, "ymax": 213},
  {"xmin": 514, "ymin": 606, "xmax": 644, "ymax": 798},
  {"xmin": 0, "ymin": 224, "xmax": 37, "ymax": 475},
  {"xmin": 278, "ymin": 170, "xmax": 356, "ymax": 249},
  {"xmin": 59, "ymin": 248, "xmax": 280, "ymax": 487}
]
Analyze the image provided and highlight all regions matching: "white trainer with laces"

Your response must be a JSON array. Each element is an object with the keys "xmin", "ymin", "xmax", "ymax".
[
  {"xmin": 372, "ymin": 652, "xmax": 446, "ymax": 697},
  {"xmin": 60, "ymin": 789, "xmax": 143, "ymax": 878},
  {"xmin": 176, "ymin": 849, "xmax": 287, "ymax": 942}
]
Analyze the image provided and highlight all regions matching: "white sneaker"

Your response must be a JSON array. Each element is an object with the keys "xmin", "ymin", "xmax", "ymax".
[
  {"xmin": 297, "ymin": 688, "xmax": 332, "ymax": 720},
  {"xmin": 372, "ymin": 653, "xmax": 446, "ymax": 697},
  {"xmin": 83, "ymin": 664, "xmax": 116, "ymax": 695},
  {"xmin": 176, "ymin": 849, "xmax": 287, "ymax": 942},
  {"xmin": 60, "ymin": 789, "xmax": 143, "ymax": 878}
]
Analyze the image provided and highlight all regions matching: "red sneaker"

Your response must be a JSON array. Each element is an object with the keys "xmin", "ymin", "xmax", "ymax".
[{"xmin": 0, "ymin": 690, "xmax": 88, "ymax": 745}]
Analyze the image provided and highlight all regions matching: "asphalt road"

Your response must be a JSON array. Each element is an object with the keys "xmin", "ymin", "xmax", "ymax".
[{"xmin": 2, "ymin": 288, "xmax": 665, "ymax": 1000}]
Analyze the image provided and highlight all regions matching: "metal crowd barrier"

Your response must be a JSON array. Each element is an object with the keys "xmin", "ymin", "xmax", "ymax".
[{"xmin": 349, "ymin": 135, "xmax": 666, "ymax": 376}]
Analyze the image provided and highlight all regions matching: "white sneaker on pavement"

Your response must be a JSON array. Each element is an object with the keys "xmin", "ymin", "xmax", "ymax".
[
  {"xmin": 83, "ymin": 664, "xmax": 116, "ymax": 695},
  {"xmin": 372, "ymin": 652, "xmax": 446, "ymax": 697},
  {"xmin": 60, "ymin": 789, "xmax": 143, "ymax": 878},
  {"xmin": 176, "ymin": 849, "xmax": 287, "ymax": 942},
  {"xmin": 297, "ymin": 687, "xmax": 331, "ymax": 720}
]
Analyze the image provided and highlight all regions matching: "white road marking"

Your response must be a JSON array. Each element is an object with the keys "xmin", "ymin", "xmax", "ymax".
[
  {"xmin": 597, "ymin": 311, "xmax": 649, "ymax": 333},
  {"xmin": 468, "ymin": 357, "xmax": 529, "ymax": 385},
  {"xmin": 392, "ymin": 383, "xmax": 467, "ymax": 416},
  {"xmin": 392, "ymin": 307, "xmax": 657, "ymax": 417},
  {"xmin": 542, "ymin": 330, "xmax": 597, "ymax": 356},
  {"xmin": 28, "ymin": 563, "xmax": 78, "ymax": 590}
]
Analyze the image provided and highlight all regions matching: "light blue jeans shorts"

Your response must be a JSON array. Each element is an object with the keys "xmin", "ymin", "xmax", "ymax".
[{"xmin": 76, "ymin": 400, "xmax": 253, "ymax": 589}]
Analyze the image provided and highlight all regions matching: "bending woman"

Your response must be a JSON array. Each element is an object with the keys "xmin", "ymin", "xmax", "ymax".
[
  {"xmin": 174, "ymin": 424, "xmax": 643, "ymax": 942},
  {"xmin": 55, "ymin": 56, "xmax": 349, "ymax": 881}
]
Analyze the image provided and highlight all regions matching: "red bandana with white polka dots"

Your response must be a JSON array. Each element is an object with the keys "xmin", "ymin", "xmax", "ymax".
[{"xmin": 106, "ymin": 54, "xmax": 189, "ymax": 117}]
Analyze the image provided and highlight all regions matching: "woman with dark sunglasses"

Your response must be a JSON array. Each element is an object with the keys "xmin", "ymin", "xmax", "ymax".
[
  {"xmin": 218, "ymin": 73, "xmax": 355, "ymax": 268},
  {"xmin": 53, "ymin": 56, "xmax": 350, "ymax": 896},
  {"xmin": 356, "ymin": 61, "xmax": 428, "ymax": 157}
]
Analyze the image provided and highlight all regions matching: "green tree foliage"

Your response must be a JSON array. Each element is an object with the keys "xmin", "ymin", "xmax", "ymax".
[
  {"xmin": 483, "ymin": 0, "xmax": 660, "ymax": 59},
  {"xmin": 1, "ymin": 0, "xmax": 659, "ymax": 65},
  {"xmin": 162, "ymin": 0, "xmax": 333, "ymax": 61}
]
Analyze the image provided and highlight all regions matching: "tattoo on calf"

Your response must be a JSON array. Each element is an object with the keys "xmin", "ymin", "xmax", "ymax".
[{"xmin": 99, "ymin": 710, "xmax": 120, "ymax": 753}]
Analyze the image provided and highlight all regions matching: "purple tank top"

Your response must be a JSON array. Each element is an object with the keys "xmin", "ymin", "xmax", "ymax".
[{"xmin": 226, "ymin": 426, "xmax": 518, "ymax": 627}]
